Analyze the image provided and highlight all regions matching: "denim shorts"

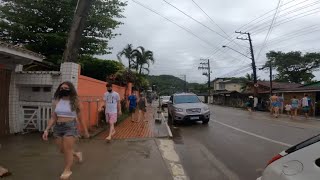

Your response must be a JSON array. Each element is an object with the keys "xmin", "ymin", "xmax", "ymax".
[{"xmin": 53, "ymin": 120, "xmax": 79, "ymax": 138}]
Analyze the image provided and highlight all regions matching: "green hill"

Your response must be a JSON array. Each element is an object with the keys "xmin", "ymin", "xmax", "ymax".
[{"xmin": 147, "ymin": 75, "xmax": 207, "ymax": 95}]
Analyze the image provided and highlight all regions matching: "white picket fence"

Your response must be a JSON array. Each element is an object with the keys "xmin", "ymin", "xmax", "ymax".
[{"xmin": 20, "ymin": 103, "xmax": 52, "ymax": 132}]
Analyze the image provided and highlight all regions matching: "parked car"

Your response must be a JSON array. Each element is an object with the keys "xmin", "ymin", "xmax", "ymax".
[
  {"xmin": 167, "ymin": 93, "xmax": 210, "ymax": 125},
  {"xmin": 160, "ymin": 96, "xmax": 171, "ymax": 107},
  {"xmin": 257, "ymin": 134, "xmax": 320, "ymax": 180}
]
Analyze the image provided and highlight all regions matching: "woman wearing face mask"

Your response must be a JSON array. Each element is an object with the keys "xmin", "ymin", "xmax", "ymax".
[{"xmin": 42, "ymin": 81, "xmax": 89, "ymax": 179}]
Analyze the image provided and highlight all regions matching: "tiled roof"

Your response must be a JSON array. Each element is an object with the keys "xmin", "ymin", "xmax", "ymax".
[
  {"xmin": 274, "ymin": 86, "xmax": 320, "ymax": 92},
  {"xmin": 0, "ymin": 41, "xmax": 45, "ymax": 59},
  {"xmin": 257, "ymin": 81, "xmax": 302, "ymax": 89},
  {"xmin": 16, "ymin": 71, "xmax": 61, "ymax": 75}
]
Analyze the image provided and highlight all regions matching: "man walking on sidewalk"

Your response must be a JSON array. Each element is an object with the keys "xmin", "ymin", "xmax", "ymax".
[
  {"xmin": 128, "ymin": 91, "xmax": 137, "ymax": 122},
  {"xmin": 101, "ymin": 83, "xmax": 122, "ymax": 142}
]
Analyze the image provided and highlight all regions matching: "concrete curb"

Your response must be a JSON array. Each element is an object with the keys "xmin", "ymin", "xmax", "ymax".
[
  {"xmin": 162, "ymin": 112, "xmax": 173, "ymax": 139},
  {"xmin": 89, "ymin": 126, "xmax": 108, "ymax": 138},
  {"xmin": 156, "ymin": 139, "xmax": 189, "ymax": 180}
]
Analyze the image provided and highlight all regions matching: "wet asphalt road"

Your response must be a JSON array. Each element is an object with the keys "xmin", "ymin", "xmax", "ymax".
[{"xmin": 168, "ymin": 105, "xmax": 320, "ymax": 180}]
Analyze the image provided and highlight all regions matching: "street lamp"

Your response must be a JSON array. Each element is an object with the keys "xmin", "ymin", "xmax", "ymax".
[{"xmin": 222, "ymin": 45, "xmax": 251, "ymax": 60}]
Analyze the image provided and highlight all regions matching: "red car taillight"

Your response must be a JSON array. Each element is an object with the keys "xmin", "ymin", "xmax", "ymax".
[{"xmin": 267, "ymin": 154, "xmax": 283, "ymax": 167}]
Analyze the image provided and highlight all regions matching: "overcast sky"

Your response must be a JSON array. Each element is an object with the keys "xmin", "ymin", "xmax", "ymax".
[{"xmin": 101, "ymin": 0, "xmax": 320, "ymax": 83}]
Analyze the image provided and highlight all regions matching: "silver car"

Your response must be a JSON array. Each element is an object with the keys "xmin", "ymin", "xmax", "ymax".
[
  {"xmin": 160, "ymin": 96, "xmax": 171, "ymax": 107},
  {"xmin": 257, "ymin": 134, "xmax": 320, "ymax": 180},
  {"xmin": 167, "ymin": 93, "xmax": 210, "ymax": 125}
]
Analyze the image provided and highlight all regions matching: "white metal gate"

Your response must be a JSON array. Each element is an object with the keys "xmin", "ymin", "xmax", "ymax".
[{"xmin": 21, "ymin": 104, "xmax": 51, "ymax": 132}]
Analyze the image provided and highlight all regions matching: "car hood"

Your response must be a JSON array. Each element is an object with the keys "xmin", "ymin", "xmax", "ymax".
[
  {"xmin": 174, "ymin": 103, "xmax": 207, "ymax": 109},
  {"xmin": 162, "ymin": 100, "xmax": 170, "ymax": 103}
]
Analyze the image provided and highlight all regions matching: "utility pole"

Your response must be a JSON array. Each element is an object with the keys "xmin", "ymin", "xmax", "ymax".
[
  {"xmin": 179, "ymin": 74, "xmax": 187, "ymax": 92},
  {"xmin": 63, "ymin": 0, "xmax": 94, "ymax": 62},
  {"xmin": 269, "ymin": 64, "xmax": 272, "ymax": 95},
  {"xmin": 198, "ymin": 59, "xmax": 212, "ymax": 103},
  {"xmin": 235, "ymin": 31, "xmax": 257, "ymax": 96},
  {"xmin": 259, "ymin": 61, "xmax": 273, "ymax": 96},
  {"xmin": 184, "ymin": 75, "xmax": 187, "ymax": 92}
]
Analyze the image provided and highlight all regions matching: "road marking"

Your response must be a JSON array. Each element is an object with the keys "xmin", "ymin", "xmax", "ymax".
[
  {"xmin": 162, "ymin": 112, "xmax": 173, "ymax": 138},
  {"xmin": 157, "ymin": 139, "xmax": 189, "ymax": 180},
  {"xmin": 213, "ymin": 120, "xmax": 293, "ymax": 147}
]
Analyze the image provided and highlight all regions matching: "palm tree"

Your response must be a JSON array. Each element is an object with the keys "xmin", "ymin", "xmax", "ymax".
[
  {"xmin": 131, "ymin": 46, "xmax": 155, "ymax": 75},
  {"xmin": 117, "ymin": 44, "xmax": 134, "ymax": 69},
  {"xmin": 240, "ymin": 73, "xmax": 254, "ymax": 92}
]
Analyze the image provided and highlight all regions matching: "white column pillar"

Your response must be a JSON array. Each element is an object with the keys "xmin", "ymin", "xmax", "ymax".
[
  {"xmin": 60, "ymin": 62, "xmax": 79, "ymax": 88},
  {"xmin": 9, "ymin": 65, "xmax": 21, "ymax": 133}
]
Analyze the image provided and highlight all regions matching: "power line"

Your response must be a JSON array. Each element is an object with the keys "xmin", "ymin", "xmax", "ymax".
[
  {"xmin": 237, "ymin": 0, "xmax": 298, "ymax": 31},
  {"xmin": 252, "ymin": 6, "xmax": 320, "ymax": 34},
  {"xmin": 227, "ymin": 6, "xmax": 320, "ymax": 62},
  {"xmin": 210, "ymin": 0, "xmax": 307, "ymax": 56},
  {"xmin": 219, "ymin": 64, "xmax": 265, "ymax": 78},
  {"xmin": 214, "ymin": 1, "xmax": 320, "ymax": 77},
  {"xmin": 211, "ymin": 0, "xmax": 318, "ymax": 58},
  {"xmin": 189, "ymin": 0, "xmax": 252, "ymax": 58},
  {"xmin": 161, "ymin": 0, "xmax": 249, "ymax": 54},
  {"xmin": 255, "ymin": 24, "xmax": 319, "ymax": 47},
  {"xmin": 218, "ymin": 67, "xmax": 252, "ymax": 78},
  {"xmin": 245, "ymin": 0, "xmax": 317, "ymax": 32},
  {"xmin": 256, "ymin": 26, "xmax": 320, "ymax": 48},
  {"xmin": 217, "ymin": 64, "xmax": 252, "ymax": 77},
  {"xmin": 131, "ymin": 0, "xmax": 220, "ymax": 51},
  {"xmin": 259, "ymin": 35, "xmax": 320, "ymax": 53},
  {"xmin": 162, "ymin": 0, "xmax": 227, "ymax": 39},
  {"xmin": 190, "ymin": 0, "xmax": 229, "ymax": 39},
  {"xmin": 256, "ymin": 0, "xmax": 282, "ymax": 61}
]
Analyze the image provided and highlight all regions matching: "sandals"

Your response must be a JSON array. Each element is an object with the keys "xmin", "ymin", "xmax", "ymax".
[
  {"xmin": 0, "ymin": 167, "xmax": 12, "ymax": 178},
  {"xmin": 75, "ymin": 152, "xmax": 83, "ymax": 163},
  {"xmin": 0, "ymin": 171, "xmax": 12, "ymax": 178},
  {"xmin": 105, "ymin": 137, "xmax": 112, "ymax": 143},
  {"xmin": 60, "ymin": 171, "xmax": 72, "ymax": 180}
]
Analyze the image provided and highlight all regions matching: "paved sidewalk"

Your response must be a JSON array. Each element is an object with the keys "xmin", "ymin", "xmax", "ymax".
[
  {"xmin": 0, "ymin": 103, "xmax": 180, "ymax": 180},
  {"xmin": 98, "ymin": 106, "xmax": 154, "ymax": 139},
  {"xmin": 97, "ymin": 104, "xmax": 170, "ymax": 140},
  {"xmin": 0, "ymin": 134, "xmax": 173, "ymax": 180}
]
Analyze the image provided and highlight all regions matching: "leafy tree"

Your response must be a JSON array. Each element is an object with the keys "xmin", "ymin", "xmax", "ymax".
[
  {"xmin": 265, "ymin": 51, "xmax": 320, "ymax": 83},
  {"xmin": 240, "ymin": 73, "xmax": 254, "ymax": 92},
  {"xmin": 0, "ymin": 0, "xmax": 126, "ymax": 64},
  {"xmin": 114, "ymin": 68, "xmax": 136, "ymax": 86},
  {"xmin": 135, "ymin": 75, "xmax": 150, "ymax": 92},
  {"xmin": 117, "ymin": 44, "xmax": 135, "ymax": 69},
  {"xmin": 111, "ymin": 68, "xmax": 150, "ymax": 93},
  {"xmin": 80, "ymin": 56, "xmax": 123, "ymax": 81},
  {"xmin": 188, "ymin": 83, "xmax": 207, "ymax": 94},
  {"xmin": 132, "ymin": 46, "xmax": 154, "ymax": 74}
]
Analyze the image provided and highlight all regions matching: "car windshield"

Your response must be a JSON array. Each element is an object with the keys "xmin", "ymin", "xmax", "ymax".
[
  {"xmin": 174, "ymin": 95, "xmax": 200, "ymax": 104},
  {"xmin": 286, "ymin": 133, "xmax": 320, "ymax": 154}
]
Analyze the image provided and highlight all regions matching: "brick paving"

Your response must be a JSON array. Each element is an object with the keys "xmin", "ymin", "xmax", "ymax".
[{"xmin": 97, "ymin": 106, "xmax": 155, "ymax": 139}]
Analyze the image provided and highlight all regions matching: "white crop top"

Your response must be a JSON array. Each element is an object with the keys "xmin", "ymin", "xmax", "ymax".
[{"xmin": 54, "ymin": 99, "xmax": 77, "ymax": 118}]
